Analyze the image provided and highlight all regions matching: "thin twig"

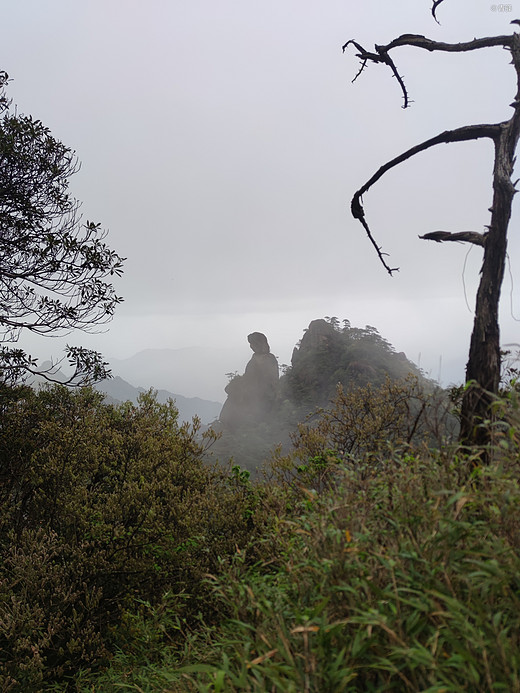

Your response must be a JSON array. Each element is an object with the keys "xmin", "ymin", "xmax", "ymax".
[{"xmin": 431, "ymin": 0, "xmax": 445, "ymax": 24}]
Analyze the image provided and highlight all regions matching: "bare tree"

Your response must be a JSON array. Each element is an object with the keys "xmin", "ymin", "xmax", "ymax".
[{"xmin": 344, "ymin": 6, "xmax": 520, "ymax": 447}]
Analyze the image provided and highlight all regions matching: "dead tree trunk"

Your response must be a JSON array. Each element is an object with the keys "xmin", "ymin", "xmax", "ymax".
[
  {"xmin": 344, "ymin": 26, "xmax": 520, "ymax": 449},
  {"xmin": 461, "ymin": 112, "xmax": 520, "ymax": 443}
]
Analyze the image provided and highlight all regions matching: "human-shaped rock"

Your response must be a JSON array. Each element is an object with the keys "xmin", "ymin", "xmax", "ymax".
[{"xmin": 219, "ymin": 332, "xmax": 279, "ymax": 429}]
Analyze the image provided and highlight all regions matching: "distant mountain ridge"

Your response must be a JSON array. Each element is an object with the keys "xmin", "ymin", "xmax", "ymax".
[
  {"xmin": 94, "ymin": 375, "xmax": 222, "ymax": 424},
  {"xmin": 33, "ymin": 360, "xmax": 222, "ymax": 425},
  {"xmin": 107, "ymin": 346, "xmax": 246, "ymax": 402}
]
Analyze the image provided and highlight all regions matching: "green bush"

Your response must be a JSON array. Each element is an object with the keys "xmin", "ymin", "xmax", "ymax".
[
  {"xmin": 267, "ymin": 375, "xmax": 457, "ymax": 491},
  {"xmin": 166, "ymin": 450, "xmax": 520, "ymax": 692},
  {"xmin": 78, "ymin": 385, "xmax": 520, "ymax": 692},
  {"xmin": 0, "ymin": 385, "xmax": 260, "ymax": 689},
  {"xmin": 4, "ymin": 380, "xmax": 520, "ymax": 691}
]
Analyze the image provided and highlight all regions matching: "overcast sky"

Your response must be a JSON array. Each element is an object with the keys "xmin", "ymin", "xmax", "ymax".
[{"xmin": 3, "ymin": 0, "xmax": 520, "ymax": 398}]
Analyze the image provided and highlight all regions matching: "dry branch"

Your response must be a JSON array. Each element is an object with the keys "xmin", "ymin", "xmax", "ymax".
[
  {"xmin": 351, "ymin": 124, "xmax": 499, "ymax": 274},
  {"xmin": 431, "ymin": 0, "xmax": 445, "ymax": 23},
  {"xmin": 345, "ymin": 20, "xmax": 520, "ymax": 448},
  {"xmin": 419, "ymin": 231, "xmax": 487, "ymax": 246},
  {"xmin": 343, "ymin": 34, "xmax": 513, "ymax": 108}
]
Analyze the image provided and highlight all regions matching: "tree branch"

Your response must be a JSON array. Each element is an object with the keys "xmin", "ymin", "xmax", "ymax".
[
  {"xmin": 343, "ymin": 33, "xmax": 514, "ymax": 107},
  {"xmin": 419, "ymin": 230, "xmax": 487, "ymax": 246},
  {"xmin": 351, "ymin": 123, "xmax": 499, "ymax": 274},
  {"xmin": 431, "ymin": 0, "xmax": 445, "ymax": 23},
  {"xmin": 355, "ymin": 122, "xmax": 499, "ymax": 204},
  {"xmin": 381, "ymin": 33, "xmax": 513, "ymax": 54},
  {"xmin": 343, "ymin": 39, "xmax": 411, "ymax": 106}
]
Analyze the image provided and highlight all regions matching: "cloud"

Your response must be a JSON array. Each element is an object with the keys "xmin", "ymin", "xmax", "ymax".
[{"xmin": 4, "ymin": 0, "xmax": 520, "ymax": 397}]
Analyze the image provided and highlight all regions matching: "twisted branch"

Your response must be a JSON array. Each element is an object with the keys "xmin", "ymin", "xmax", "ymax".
[
  {"xmin": 343, "ymin": 34, "xmax": 513, "ymax": 108},
  {"xmin": 431, "ymin": 0, "xmax": 445, "ymax": 23},
  {"xmin": 351, "ymin": 124, "xmax": 500, "ymax": 274}
]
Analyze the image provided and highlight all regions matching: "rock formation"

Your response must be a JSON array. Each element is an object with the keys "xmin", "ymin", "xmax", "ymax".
[
  {"xmin": 219, "ymin": 332, "xmax": 279, "ymax": 429},
  {"xmin": 291, "ymin": 318, "xmax": 336, "ymax": 366}
]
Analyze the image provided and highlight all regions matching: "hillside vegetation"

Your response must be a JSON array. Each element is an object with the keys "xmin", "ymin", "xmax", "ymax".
[
  {"xmin": 209, "ymin": 318, "xmax": 448, "ymax": 474},
  {"xmin": 284, "ymin": 318, "xmax": 425, "ymax": 407},
  {"xmin": 1, "ymin": 332, "xmax": 520, "ymax": 690}
]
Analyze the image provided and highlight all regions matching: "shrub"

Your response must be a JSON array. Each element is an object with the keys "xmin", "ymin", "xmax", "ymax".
[
  {"xmin": 0, "ymin": 385, "xmax": 258, "ymax": 689},
  {"xmin": 169, "ymin": 449, "xmax": 520, "ymax": 692},
  {"xmin": 62, "ymin": 383, "xmax": 520, "ymax": 692},
  {"xmin": 268, "ymin": 375, "xmax": 457, "ymax": 491}
]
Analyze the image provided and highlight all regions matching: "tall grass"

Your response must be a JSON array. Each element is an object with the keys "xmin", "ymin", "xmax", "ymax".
[
  {"xmin": 7, "ymin": 380, "xmax": 520, "ymax": 691},
  {"xmin": 76, "ymin": 438, "xmax": 520, "ymax": 692}
]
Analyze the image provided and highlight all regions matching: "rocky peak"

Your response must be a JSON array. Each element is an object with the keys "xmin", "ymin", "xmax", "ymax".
[{"xmin": 219, "ymin": 333, "xmax": 279, "ymax": 429}]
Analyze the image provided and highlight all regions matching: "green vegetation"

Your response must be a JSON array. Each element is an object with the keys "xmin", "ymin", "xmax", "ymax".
[
  {"xmin": 0, "ymin": 385, "xmax": 261, "ymax": 690},
  {"xmin": 1, "ymin": 374, "xmax": 520, "ymax": 691},
  {"xmin": 284, "ymin": 319, "xmax": 424, "ymax": 409},
  {"xmin": 210, "ymin": 317, "xmax": 440, "ymax": 475},
  {"xmin": 0, "ymin": 70, "xmax": 123, "ymax": 386}
]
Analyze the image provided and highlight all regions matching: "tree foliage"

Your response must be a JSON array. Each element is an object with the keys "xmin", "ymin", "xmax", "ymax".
[
  {"xmin": 284, "ymin": 318, "xmax": 425, "ymax": 408},
  {"xmin": 0, "ymin": 71, "xmax": 124, "ymax": 385}
]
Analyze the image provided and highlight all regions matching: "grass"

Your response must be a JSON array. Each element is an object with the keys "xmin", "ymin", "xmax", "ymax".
[
  {"xmin": 4, "ymin": 380, "xmax": 520, "ymax": 691},
  {"xmin": 74, "ymin": 440, "xmax": 520, "ymax": 692}
]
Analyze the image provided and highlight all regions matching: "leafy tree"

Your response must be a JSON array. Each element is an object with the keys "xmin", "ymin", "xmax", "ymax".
[
  {"xmin": 344, "ymin": 3, "xmax": 520, "ymax": 448},
  {"xmin": 0, "ymin": 71, "xmax": 124, "ymax": 385}
]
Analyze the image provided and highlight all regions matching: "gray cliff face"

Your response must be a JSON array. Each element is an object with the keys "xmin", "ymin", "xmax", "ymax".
[
  {"xmin": 291, "ymin": 319, "xmax": 336, "ymax": 366},
  {"xmin": 219, "ymin": 332, "xmax": 279, "ymax": 429}
]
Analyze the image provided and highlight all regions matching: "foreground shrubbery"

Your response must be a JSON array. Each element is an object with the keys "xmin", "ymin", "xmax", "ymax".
[
  {"xmin": 172, "ymin": 455, "xmax": 520, "ymax": 692},
  {"xmin": 2, "ymin": 379, "xmax": 520, "ymax": 691},
  {"xmin": 0, "ymin": 385, "xmax": 266, "ymax": 690}
]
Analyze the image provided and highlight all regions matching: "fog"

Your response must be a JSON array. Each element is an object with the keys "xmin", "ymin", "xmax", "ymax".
[{"xmin": 5, "ymin": 0, "xmax": 520, "ymax": 400}]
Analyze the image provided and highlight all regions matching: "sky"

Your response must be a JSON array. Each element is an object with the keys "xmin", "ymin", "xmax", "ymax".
[{"xmin": 3, "ymin": 0, "xmax": 520, "ymax": 399}]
